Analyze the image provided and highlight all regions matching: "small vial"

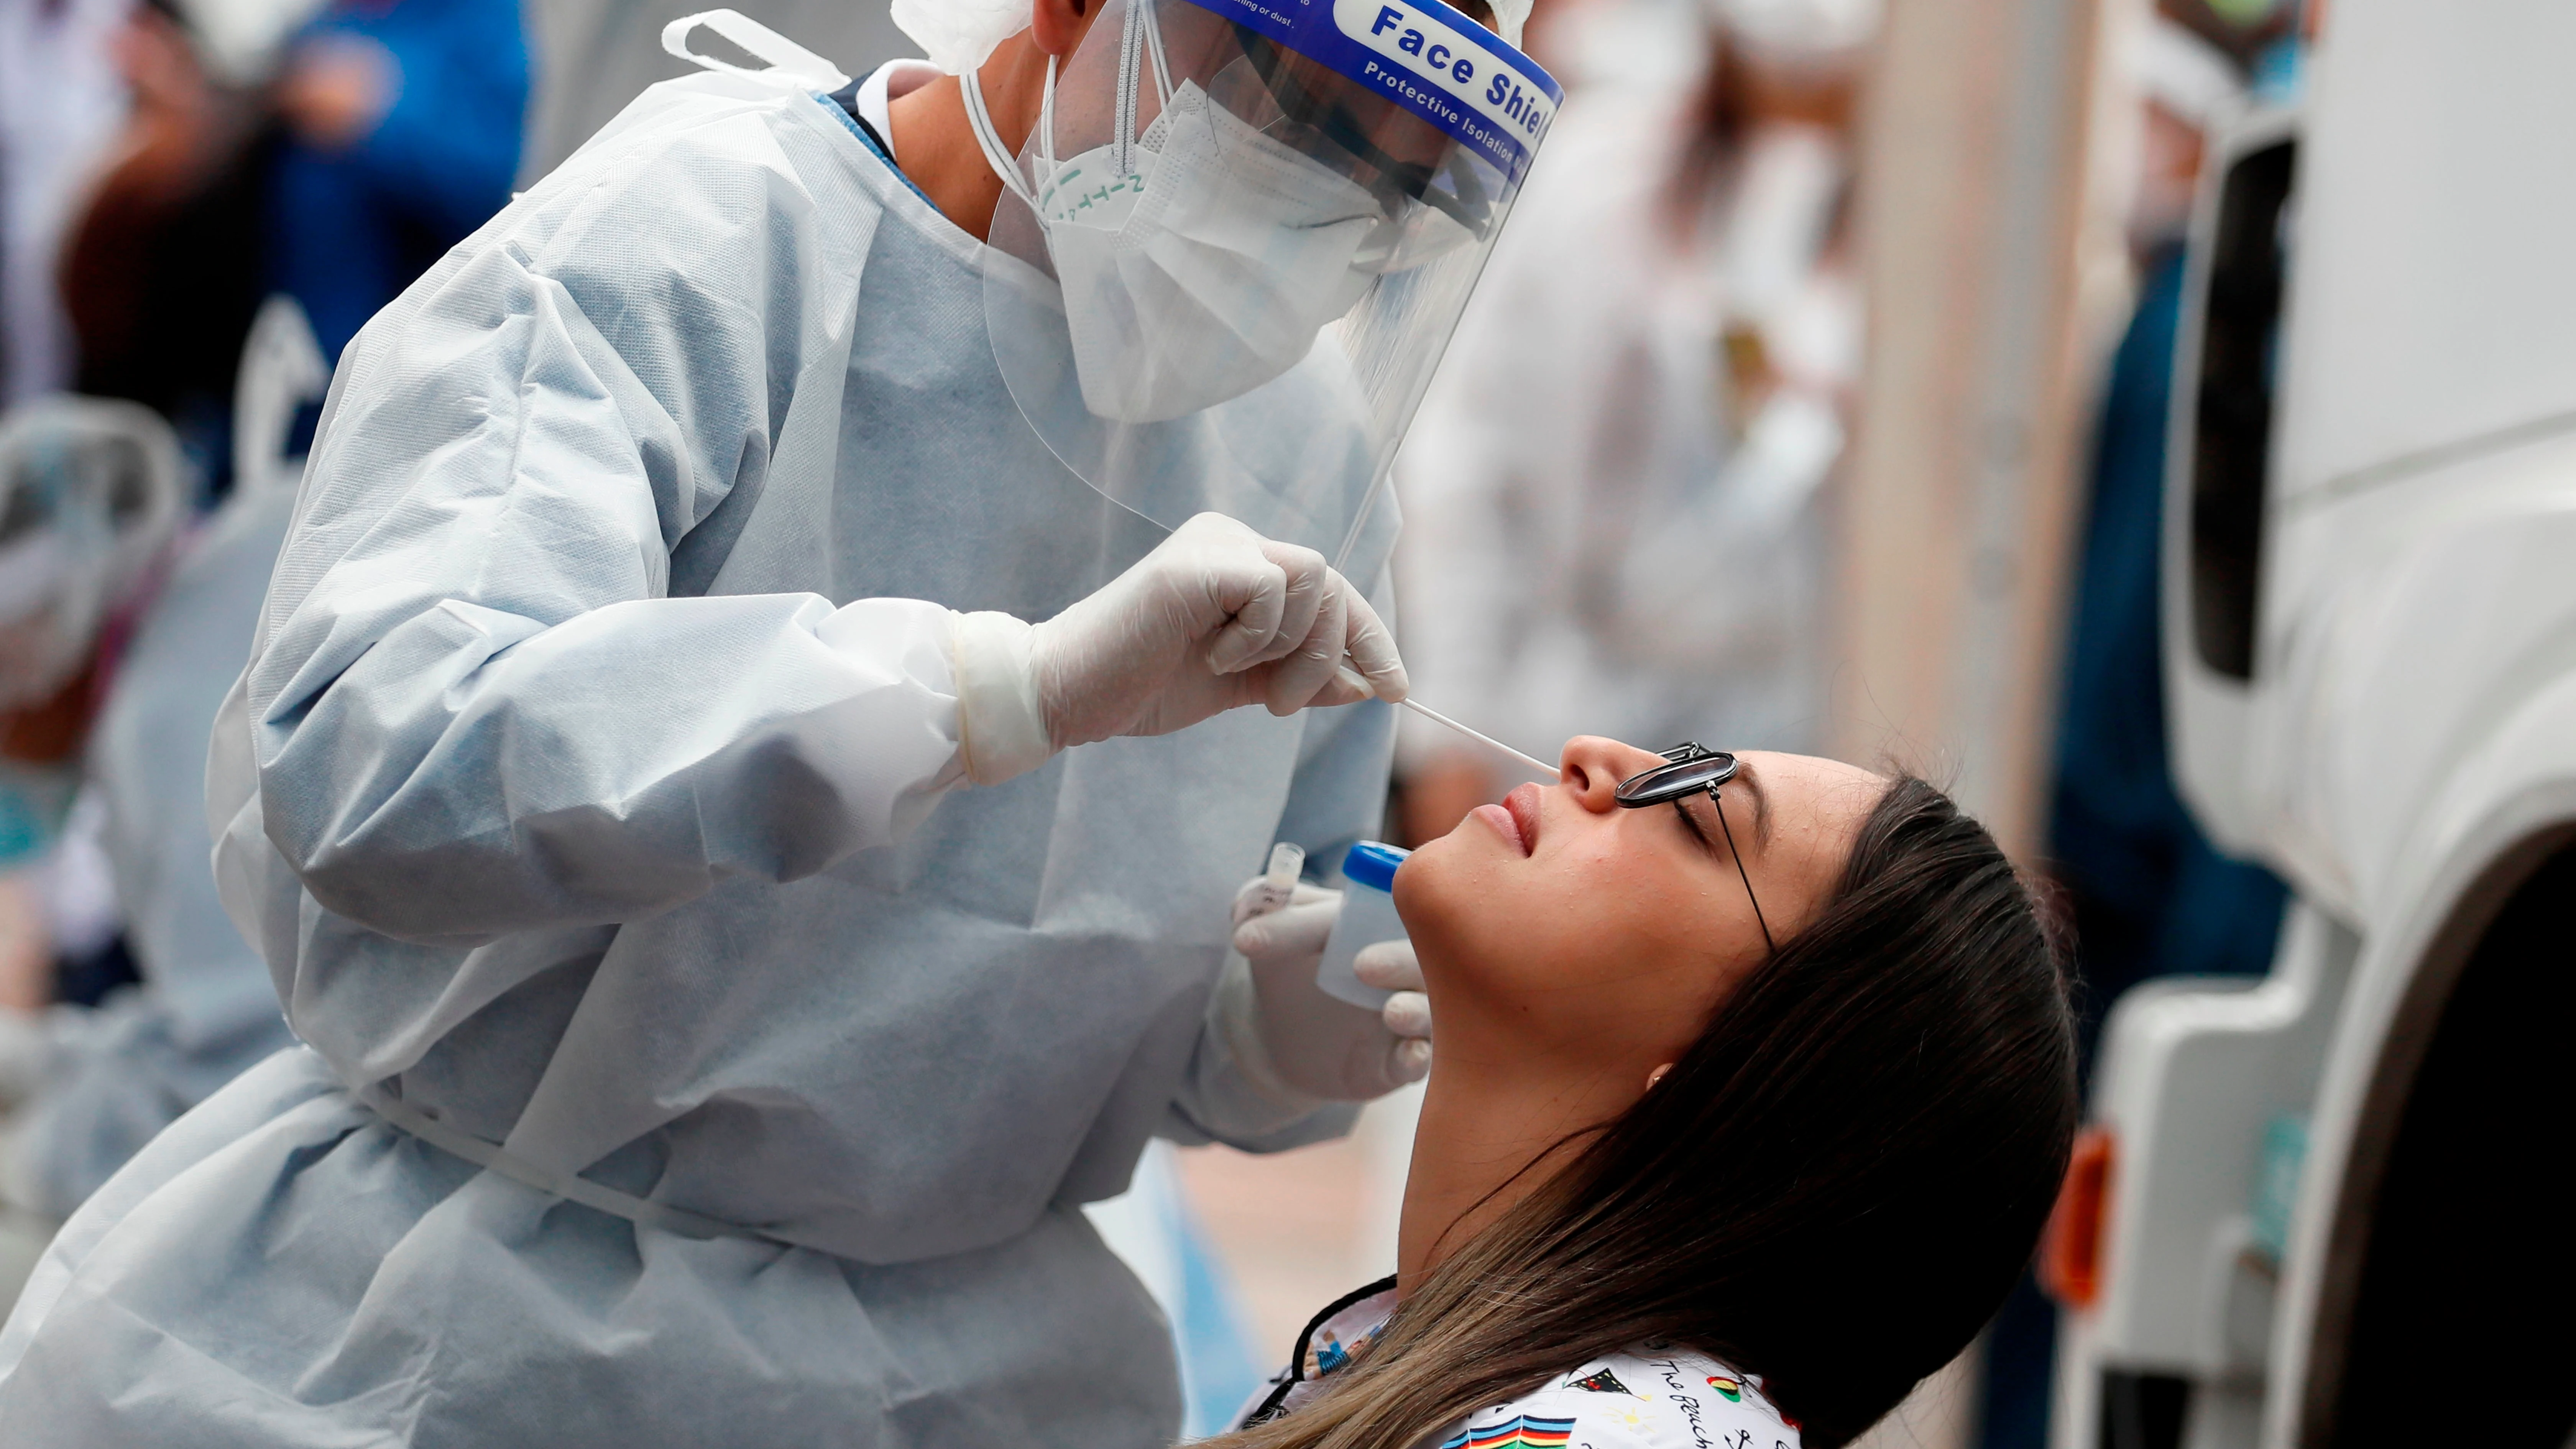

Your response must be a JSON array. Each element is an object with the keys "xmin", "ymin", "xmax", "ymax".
[
  {"xmin": 1317, "ymin": 841, "xmax": 1410, "ymax": 1009},
  {"xmin": 1243, "ymin": 841, "xmax": 1305, "ymax": 919}
]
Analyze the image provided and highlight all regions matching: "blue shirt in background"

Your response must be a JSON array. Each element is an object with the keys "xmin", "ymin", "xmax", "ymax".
[{"xmin": 268, "ymin": 0, "xmax": 528, "ymax": 360}]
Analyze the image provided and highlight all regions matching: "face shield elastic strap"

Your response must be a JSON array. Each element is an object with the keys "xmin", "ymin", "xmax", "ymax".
[{"xmin": 1229, "ymin": 23, "xmax": 1495, "ymax": 239}]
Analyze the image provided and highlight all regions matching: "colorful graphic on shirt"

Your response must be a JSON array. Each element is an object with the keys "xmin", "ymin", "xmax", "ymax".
[
  {"xmin": 1570, "ymin": 1368, "xmax": 1637, "ymax": 1396},
  {"xmin": 1440, "ymin": 1414, "xmax": 1579, "ymax": 1448},
  {"xmin": 1709, "ymin": 1375, "xmax": 1744, "ymax": 1402},
  {"xmin": 1304, "ymin": 1322, "xmax": 1386, "ymax": 1379}
]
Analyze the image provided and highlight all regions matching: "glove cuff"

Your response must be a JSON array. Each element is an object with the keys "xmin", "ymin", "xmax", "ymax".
[
  {"xmin": 1209, "ymin": 951, "xmax": 1331, "ymax": 1119},
  {"xmin": 946, "ymin": 610, "xmax": 1051, "ymax": 786}
]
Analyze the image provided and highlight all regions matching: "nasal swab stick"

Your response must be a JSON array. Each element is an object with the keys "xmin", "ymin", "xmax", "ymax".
[
  {"xmin": 1400, "ymin": 695, "xmax": 1562, "ymax": 782},
  {"xmin": 1336, "ymin": 664, "xmax": 1561, "ymax": 782}
]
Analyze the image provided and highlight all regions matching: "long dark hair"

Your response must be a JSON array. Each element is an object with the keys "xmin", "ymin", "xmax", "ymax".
[{"xmin": 1209, "ymin": 777, "xmax": 2078, "ymax": 1449}]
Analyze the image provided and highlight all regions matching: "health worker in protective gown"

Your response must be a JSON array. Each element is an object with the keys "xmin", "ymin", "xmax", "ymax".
[
  {"xmin": 0, "ymin": 0, "xmax": 1561, "ymax": 1437},
  {"xmin": 0, "ymin": 306, "xmax": 324, "ymax": 1277}
]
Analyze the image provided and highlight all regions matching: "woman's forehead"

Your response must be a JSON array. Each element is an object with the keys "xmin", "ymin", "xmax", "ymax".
[
  {"xmin": 1729, "ymin": 752, "xmax": 1885, "ymax": 898},
  {"xmin": 1736, "ymin": 751, "xmax": 1888, "ymax": 801}
]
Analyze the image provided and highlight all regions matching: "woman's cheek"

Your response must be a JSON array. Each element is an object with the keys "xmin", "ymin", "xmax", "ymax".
[
  {"xmin": 1392, "ymin": 843, "xmax": 1488, "ymax": 966},
  {"xmin": 1457, "ymin": 889, "xmax": 1589, "ymax": 997},
  {"xmin": 1395, "ymin": 863, "xmax": 1542, "ymax": 1005}
]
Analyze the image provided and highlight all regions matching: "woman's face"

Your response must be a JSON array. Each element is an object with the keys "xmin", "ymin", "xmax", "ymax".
[{"xmin": 1395, "ymin": 738, "xmax": 1886, "ymax": 1084}]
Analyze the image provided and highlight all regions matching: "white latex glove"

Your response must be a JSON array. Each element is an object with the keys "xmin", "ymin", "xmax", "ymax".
[
  {"xmin": 1217, "ymin": 877, "xmax": 1431, "ymax": 1104},
  {"xmin": 944, "ymin": 514, "xmax": 1408, "ymax": 783}
]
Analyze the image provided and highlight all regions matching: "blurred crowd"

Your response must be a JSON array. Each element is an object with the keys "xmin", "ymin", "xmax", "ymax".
[
  {"xmin": 1393, "ymin": 0, "xmax": 1867, "ymax": 841},
  {"xmin": 0, "ymin": 0, "xmax": 532, "ymax": 1301},
  {"xmin": 0, "ymin": 0, "xmax": 2303, "ymax": 1442}
]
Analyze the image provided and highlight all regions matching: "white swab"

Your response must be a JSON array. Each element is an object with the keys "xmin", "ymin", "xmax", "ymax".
[{"xmin": 1335, "ymin": 665, "xmax": 1560, "ymax": 782}]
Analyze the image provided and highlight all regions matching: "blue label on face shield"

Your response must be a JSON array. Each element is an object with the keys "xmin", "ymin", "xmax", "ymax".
[{"xmin": 1173, "ymin": 0, "xmax": 1561, "ymax": 184}]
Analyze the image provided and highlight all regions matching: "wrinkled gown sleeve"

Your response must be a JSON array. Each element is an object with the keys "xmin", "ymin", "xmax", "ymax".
[{"xmin": 219, "ymin": 126, "xmax": 966, "ymax": 947}]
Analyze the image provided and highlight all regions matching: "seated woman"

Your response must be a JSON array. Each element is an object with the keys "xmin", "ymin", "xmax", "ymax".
[{"xmin": 1216, "ymin": 737, "xmax": 2077, "ymax": 1449}]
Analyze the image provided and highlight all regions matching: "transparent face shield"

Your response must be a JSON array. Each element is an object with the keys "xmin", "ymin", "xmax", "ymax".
[{"xmin": 974, "ymin": 0, "xmax": 1560, "ymax": 584}]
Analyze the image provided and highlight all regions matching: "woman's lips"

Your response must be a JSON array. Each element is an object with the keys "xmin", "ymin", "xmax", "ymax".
[
  {"xmin": 1470, "ymin": 785, "xmax": 1541, "ymax": 857},
  {"xmin": 1503, "ymin": 783, "xmax": 1541, "ymax": 856}
]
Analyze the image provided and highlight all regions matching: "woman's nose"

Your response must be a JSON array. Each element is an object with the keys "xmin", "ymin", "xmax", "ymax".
[{"xmin": 1559, "ymin": 736, "xmax": 1661, "ymax": 813}]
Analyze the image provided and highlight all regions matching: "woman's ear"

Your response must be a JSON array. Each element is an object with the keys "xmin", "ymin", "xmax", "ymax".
[
  {"xmin": 1030, "ymin": 0, "xmax": 1097, "ymax": 59},
  {"xmin": 1646, "ymin": 1063, "xmax": 1674, "ymax": 1091}
]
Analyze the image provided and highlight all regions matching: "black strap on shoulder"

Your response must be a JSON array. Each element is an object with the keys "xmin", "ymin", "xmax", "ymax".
[
  {"xmin": 826, "ymin": 78, "xmax": 894, "ymax": 159},
  {"xmin": 1241, "ymin": 1274, "xmax": 1400, "ymax": 1427}
]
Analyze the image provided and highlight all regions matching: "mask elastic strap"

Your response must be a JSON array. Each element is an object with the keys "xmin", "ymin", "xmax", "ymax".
[
  {"xmin": 1113, "ymin": 0, "xmax": 1146, "ymax": 176},
  {"xmin": 1037, "ymin": 54, "xmax": 1059, "ymax": 172},
  {"xmin": 961, "ymin": 63, "xmax": 1039, "ymax": 208},
  {"xmin": 1139, "ymin": 0, "xmax": 1173, "ymax": 108}
]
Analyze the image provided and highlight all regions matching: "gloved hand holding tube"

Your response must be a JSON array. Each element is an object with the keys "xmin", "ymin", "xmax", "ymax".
[
  {"xmin": 943, "ymin": 513, "xmax": 1408, "ymax": 784},
  {"xmin": 1219, "ymin": 866, "xmax": 1432, "ymax": 1104}
]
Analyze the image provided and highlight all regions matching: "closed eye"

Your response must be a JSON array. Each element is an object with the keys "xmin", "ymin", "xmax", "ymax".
[{"xmin": 1670, "ymin": 797, "xmax": 1730, "ymax": 870}]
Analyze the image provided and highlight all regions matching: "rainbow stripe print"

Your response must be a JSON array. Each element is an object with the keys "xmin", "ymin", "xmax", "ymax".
[{"xmin": 1440, "ymin": 1415, "xmax": 1578, "ymax": 1448}]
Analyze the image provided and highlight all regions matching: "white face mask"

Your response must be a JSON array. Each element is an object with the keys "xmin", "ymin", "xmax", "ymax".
[
  {"xmin": 1039, "ymin": 82, "xmax": 1388, "ymax": 422},
  {"xmin": 963, "ymin": 2, "xmax": 1403, "ymax": 422}
]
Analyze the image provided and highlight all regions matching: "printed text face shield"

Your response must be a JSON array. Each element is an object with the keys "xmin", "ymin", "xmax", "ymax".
[{"xmin": 981, "ymin": 0, "xmax": 1559, "ymax": 581}]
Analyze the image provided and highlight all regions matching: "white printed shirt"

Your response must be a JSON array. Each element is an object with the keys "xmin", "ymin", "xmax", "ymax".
[{"xmin": 1239, "ymin": 1278, "xmax": 1805, "ymax": 1449}]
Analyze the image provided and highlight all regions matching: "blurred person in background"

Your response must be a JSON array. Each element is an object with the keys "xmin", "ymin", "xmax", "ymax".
[
  {"xmin": 1976, "ymin": 13, "xmax": 2293, "ymax": 1449},
  {"xmin": 2047, "ymin": 16, "xmax": 2288, "ymax": 1035},
  {"xmin": 0, "ymin": 0, "xmax": 134, "ymax": 407},
  {"xmin": 260, "ymin": 0, "xmax": 527, "ymax": 358},
  {"xmin": 0, "ymin": 303, "xmax": 325, "ymax": 1310},
  {"xmin": 61, "ymin": 0, "xmax": 526, "ymax": 475},
  {"xmin": 1392, "ymin": 0, "xmax": 1872, "ymax": 844},
  {"xmin": 50, "ymin": 0, "xmax": 270, "ymax": 476},
  {"xmin": 8, "ymin": 0, "xmax": 527, "ymax": 999},
  {"xmin": 1, "ymin": 0, "xmax": 520, "ymax": 1307},
  {"xmin": 0, "ymin": 394, "xmax": 195, "ymax": 1304}
]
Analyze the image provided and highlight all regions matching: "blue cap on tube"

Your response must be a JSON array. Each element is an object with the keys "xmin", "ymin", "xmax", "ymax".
[{"xmin": 1341, "ymin": 841, "xmax": 1410, "ymax": 893}]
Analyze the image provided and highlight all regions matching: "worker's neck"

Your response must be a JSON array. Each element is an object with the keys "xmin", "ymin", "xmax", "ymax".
[{"xmin": 886, "ymin": 33, "xmax": 1053, "ymax": 243}]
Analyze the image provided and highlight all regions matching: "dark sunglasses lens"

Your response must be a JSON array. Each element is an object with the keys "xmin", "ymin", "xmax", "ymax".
[{"xmin": 1615, "ymin": 752, "xmax": 1738, "ymax": 805}]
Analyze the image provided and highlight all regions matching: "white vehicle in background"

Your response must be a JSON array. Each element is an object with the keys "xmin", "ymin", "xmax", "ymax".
[{"xmin": 2045, "ymin": 7, "xmax": 2576, "ymax": 1449}]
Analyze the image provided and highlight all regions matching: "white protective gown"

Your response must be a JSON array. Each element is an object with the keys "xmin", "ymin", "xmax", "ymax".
[
  {"xmin": 0, "ymin": 65, "xmax": 1387, "ymax": 1447},
  {"xmin": 5, "ymin": 486, "xmax": 301, "ymax": 1216}
]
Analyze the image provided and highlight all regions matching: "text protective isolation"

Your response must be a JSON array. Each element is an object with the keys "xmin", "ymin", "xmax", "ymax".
[{"xmin": 1175, "ymin": 0, "xmax": 1561, "ymax": 184}]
